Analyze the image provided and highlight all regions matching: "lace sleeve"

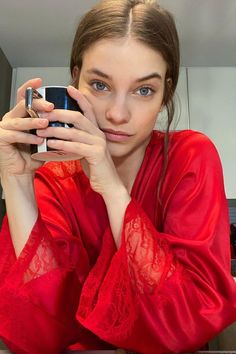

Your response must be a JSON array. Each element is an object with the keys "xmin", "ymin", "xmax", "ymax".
[
  {"xmin": 0, "ymin": 214, "xmax": 84, "ymax": 354},
  {"xmin": 125, "ymin": 212, "xmax": 176, "ymax": 295}
]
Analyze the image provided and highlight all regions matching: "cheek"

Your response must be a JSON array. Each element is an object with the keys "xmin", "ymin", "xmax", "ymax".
[{"xmin": 134, "ymin": 103, "xmax": 161, "ymax": 126}]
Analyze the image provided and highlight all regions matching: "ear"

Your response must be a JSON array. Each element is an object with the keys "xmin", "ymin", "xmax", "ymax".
[{"xmin": 72, "ymin": 66, "xmax": 80, "ymax": 87}]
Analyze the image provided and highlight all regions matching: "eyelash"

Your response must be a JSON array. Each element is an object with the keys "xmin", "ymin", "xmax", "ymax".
[
  {"xmin": 91, "ymin": 80, "xmax": 108, "ymax": 91},
  {"xmin": 90, "ymin": 80, "xmax": 156, "ymax": 97},
  {"xmin": 136, "ymin": 86, "xmax": 155, "ymax": 97}
]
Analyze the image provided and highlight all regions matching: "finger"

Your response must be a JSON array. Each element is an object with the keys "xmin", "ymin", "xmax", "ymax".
[
  {"xmin": 8, "ymin": 93, "xmax": 53, "ymax": 120},
  {"xmin": 47, "ymin": 139, "xmax": 96, "ymax": 160},
  {"xmin": 67, "ymin": 86, "xmax": 98, "ymax": 127},
  {"xmin": 1, "ymin": 116, "xmax": 49, "ymax": 131},
  {"xmin": 16, "ymin": 78, "xmax": 43, "ymax": 103},
  {"xmin": 40, "ymin": 109, "xmax": 102, "ymax": 136},
  {"xmin": 30, "ymin": 98, "xmax": 54, "ymax": 114},
  {"xmin": 0, "ymin": 129, "xmax": 44, "ymax": 145},
  {"xmin": 36, "ymin": 125, "xmax": 103, "ymax": 146},
  {"xmin": 5, "ymin": 99, "xmax": 28, "ymax": 119},
  {"xmin": 6, "ymin": 99, "xmax": 51, "ymax": 120}
]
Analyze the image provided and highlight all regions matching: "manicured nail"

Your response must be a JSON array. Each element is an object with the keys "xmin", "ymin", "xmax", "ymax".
[{"xmin": 38, "ymin": 119, "xmax": 48, "ymax": 125}]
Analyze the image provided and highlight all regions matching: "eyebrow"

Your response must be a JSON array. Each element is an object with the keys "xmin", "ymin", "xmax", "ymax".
[{"xmin": 86, "ymin": 68, "xmax": 163, "ymax": 82}]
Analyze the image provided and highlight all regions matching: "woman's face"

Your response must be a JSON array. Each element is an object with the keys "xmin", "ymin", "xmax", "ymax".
[{"xmin": 77, "ymin": 37, "xmax": 167, "ymax": 159}]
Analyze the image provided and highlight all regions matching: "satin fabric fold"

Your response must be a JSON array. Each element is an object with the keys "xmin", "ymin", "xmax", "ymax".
[{"xmin": 0, "ymin": 130, "xmax": 236, "ymax": 354}]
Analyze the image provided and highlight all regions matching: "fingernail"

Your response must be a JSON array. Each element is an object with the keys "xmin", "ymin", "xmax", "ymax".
[
  {"xmin": 68, "ymin": 85, "xmax": 77, "ymax": 91},
  {"xmin": 36, "ymin": 136, "xmax": 44, "ymax": 143},
  {"xmin": 46, "ymin": 103, "xmax": 54, "ymax": 111},
  {"xmin": 38, "ymin": 118, "xmax": 48, "ymax": 125}
]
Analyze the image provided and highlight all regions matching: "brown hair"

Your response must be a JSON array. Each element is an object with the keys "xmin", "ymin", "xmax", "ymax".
[{"xmin": 70, "ymin": 0, "xmax": 180, "ymax": 198}]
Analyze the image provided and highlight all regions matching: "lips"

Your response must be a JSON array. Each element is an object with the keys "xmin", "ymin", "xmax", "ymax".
[
  {"xmin": 101, "ymin": 128, "xmax": 132, "ymax": 142},
  {"xmin": 102, "ymin": 128, "xmax": 131, "ymax": 136}
]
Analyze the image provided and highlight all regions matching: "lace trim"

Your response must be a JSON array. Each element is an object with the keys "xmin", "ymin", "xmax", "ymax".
[
  {"xmin": 42, "ymin": 160, "xmax": 81, "ymax": 179},
  {"xmin": 24, "ymin": 237, "xmax": 59, "ymax": 283},
  {"xmin": 125, "ymin": 213, "xmax": 175, "ymax": 294},
  {"xmin": 94, "ymin": 254, "xmax": 138, "ymax": 340},
  {"xmin": 0, "ymin": 217, "xmax": 17, "ymax": 285},
  {"xmin": 78, "ymin": 229, "xmax": 137, "ymax": 341}
]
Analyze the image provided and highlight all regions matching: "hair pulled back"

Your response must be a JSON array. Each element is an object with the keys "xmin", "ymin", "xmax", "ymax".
[{"xmin": 70, "ymin": 0, "xmax": 180, "ymax": 202}]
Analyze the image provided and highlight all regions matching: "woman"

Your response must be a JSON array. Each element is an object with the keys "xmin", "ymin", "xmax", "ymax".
[{"xmin": 0, "ymin": 0, "xmax": 236, "ymax": 353}]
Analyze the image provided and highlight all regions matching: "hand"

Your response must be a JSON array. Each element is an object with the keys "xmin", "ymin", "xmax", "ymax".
[
  {"xmin": 0, "ymin": 78, "xmax": 53, "ymax": 178},
  {"xmin": 36, "ymin": 85, "xmax": 125, "ymax": 198}
]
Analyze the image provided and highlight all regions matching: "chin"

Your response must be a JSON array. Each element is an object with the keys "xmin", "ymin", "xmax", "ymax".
[{"xmin": 108, "ymin": 142, "xmax": 143, "ymax": 162}]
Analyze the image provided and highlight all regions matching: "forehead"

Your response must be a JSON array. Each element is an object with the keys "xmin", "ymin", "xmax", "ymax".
[{"xmin": 81, "ymin": 37, "xmax": 167, "ymax": 79}]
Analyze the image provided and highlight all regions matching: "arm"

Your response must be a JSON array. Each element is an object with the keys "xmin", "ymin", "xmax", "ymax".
[
  {"xmin": 0, "ymin": 78, "xmax": 53, "ymax": 256},
  {"xmin": 0, "ymin": 164, "xmax": 88, "ymax": 353},
  {"xmin": 1, "ymin": 174, "xmax": 38, "ymax": 256},
  {"xmin": 0, "ymin": 214, "xmax": 82, "ymax": 354},
  {"xmin": 101, "ymin": 180, "xmax": 131, "ymax": 248}
]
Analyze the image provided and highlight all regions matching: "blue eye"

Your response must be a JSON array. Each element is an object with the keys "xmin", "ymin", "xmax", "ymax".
[
  {"xmin": 137, "ymin": 87, "xmax": 154, "ymax": 96},
  {"xmin": 92, "ymin": 81, "xmax": 108, "ymax": 91}
]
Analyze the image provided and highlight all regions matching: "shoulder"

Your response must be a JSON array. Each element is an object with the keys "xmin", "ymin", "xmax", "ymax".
[
  {"xmin": 152, "ymin": 129, "xmax": 220, "ymax": 161},
  {"xmin": 170, "ymin": 129, "xmax": 214, "ymax": 145},
  {"xmin": 158, "ymin": 130, "xmax": 226, "ymax": 206},
  {"xmin": 152, "ymin": 129, "xmax": 214, "ymax": 146},
  {"xmin": 165, "ymin": 130, "xmax": 224, "ymax": 182},
  {"xmin": 169, "ymin": 130, "xmax": 220, "ymax": 163},
  {"xmin": 36, "ymin": 160, "xmax": 82, "ymax": 180}
]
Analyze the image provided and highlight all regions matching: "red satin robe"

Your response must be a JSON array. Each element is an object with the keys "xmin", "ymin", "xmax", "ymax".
[{"xmin": 0, "ymin": 130, "xmax": 236, "ymax": 354}]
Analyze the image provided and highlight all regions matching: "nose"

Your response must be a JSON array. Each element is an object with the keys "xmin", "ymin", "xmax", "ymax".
[{"xmin": 105, "ymin": 95, "xmax": 131, "ymax": 124}]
